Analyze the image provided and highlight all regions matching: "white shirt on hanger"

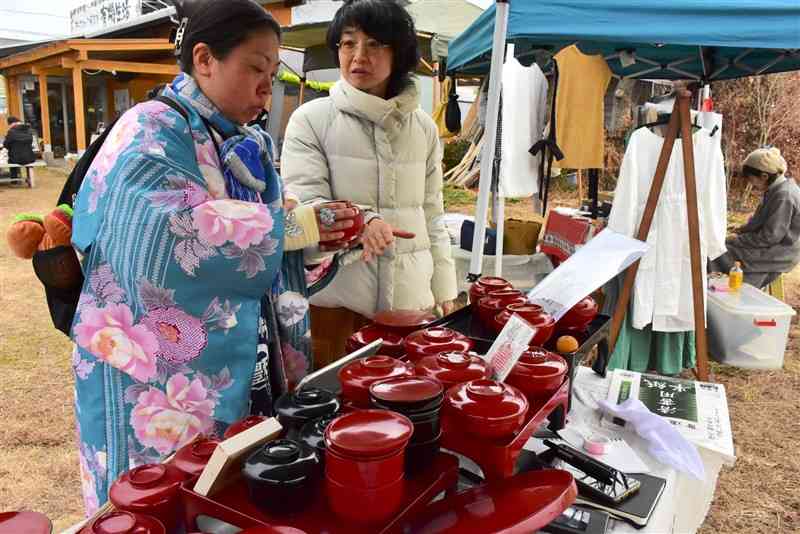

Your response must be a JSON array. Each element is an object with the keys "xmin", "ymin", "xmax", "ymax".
[
  {"xmin": 498, "ymin": 57, "xmax": 547, "ymax": 199},
  {"xmin": 608, "ymin": 127, "xmax": 727, "ymax": 332}
]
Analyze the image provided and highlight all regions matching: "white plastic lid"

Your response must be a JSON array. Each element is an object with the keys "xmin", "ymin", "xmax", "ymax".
[{"xmin": 708, "ymin": 283, "xmax": 796, "ymax": 317}]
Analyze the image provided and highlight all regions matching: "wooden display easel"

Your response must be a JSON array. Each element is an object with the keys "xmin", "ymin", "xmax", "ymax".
[{"xmin": 608, "ymin": 91, "xmax": 710, "ymax": 381}]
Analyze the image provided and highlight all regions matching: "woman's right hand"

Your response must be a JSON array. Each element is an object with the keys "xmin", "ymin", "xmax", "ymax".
[{"xmin": 315, "ymin": 202, "xmax": 358, "ymax": 251}]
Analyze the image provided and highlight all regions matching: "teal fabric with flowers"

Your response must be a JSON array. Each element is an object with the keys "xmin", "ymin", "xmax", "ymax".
[{"xmin": 69, "ymin": 73, "xmax": 309, "ymax": 514}]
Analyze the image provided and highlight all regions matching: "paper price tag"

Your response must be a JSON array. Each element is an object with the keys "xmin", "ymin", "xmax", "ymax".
[{"xmin": 482, "ymin": 314, "xmax": 536, "ymax": 382}]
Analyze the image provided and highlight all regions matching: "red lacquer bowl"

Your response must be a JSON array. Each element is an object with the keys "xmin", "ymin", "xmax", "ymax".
[
  {"xmin": 169, "ymin": 437, "xmax": 219, "ymax": 478},
  {"xmin": 372, "ymin": 309, "xmax": 436, "ymax": 336},
  {"xmin": 415, "ymin": 351, "xmax": 492, "ymax": 389},
  {"xmin": 345, "ymin": 324, "xmax": 406, "ymax": 358},
  {"xmin": 404, "ymin": 327, "xmax": 474, "ymax": 363},
  {"xmin": 555, "ymin": 296, "xmax": 598, "ymax": 331},
  {"xmin": 445, "ymin": 379, "xmax": 529, "ymax": 440},
  {"xmin": 108, "ymin": 464, "xmax": 185, "ymax": 533},
  {"xmin": 81, "ymin": 511, "xmax": 165, "ymax": 534},
  {"xmin": 506, "ymin": 348, "xmax": 568, "ymax": 404},
  {"xmin": 318, "ymin": 201, "xmax": 364, "ymax": 248},
  {"xmin": 477, "ymin": 289, "xmax": 526, "ymax": 327},
  {"xmin": 223, "ymin": 415, "xmax": 267, "ymax": 439},
  {"xmin": 493, "ymin": 303, "xmax": 556, "ymax": 346},
  {"xmin": 338, "ymin": 355, "xmax": 414, "ymax": 407},
  {"xmin": 469, "ymin": 276, "xmax": 513, "ymax": 308}
]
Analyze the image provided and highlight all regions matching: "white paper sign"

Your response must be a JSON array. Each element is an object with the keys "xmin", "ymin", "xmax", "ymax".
[
  {"xmin": 483, "ymin": 314, "xmax": 535, "ymax": 381},
  {"xmin": 527, "ymin": 229, "xmax": 649, "ymax": 321}
]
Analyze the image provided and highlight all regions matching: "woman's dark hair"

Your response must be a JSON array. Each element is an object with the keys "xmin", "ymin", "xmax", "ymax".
[
  {"xmin": 7, "ymin": 116, "xmax": 20, "ymax": 124},
  {"xmin": 326, "ymin": 0, "xmax": 420, "ymax": 98},
  {"xmin": 174, "ymin": 0, "xmax": 281, "ymax": 75}
]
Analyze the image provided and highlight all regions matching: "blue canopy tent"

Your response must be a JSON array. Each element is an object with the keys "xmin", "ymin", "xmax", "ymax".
[
  {"xmin": 447, "ymin": 0, "xmax": 800, "ymax": 79},
  {"xmin": 446, "ymin": 1, "xmax": 800, "ymax": 380},
  {"xmin": 447, "ymin": 0, "xmax": 800, "ymax": 277}
]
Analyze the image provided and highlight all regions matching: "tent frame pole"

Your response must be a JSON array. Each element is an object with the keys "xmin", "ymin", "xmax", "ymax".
[
  {"xmin": 608, "ymin": 91, "xmax": 710, "ymax": 381},
  {"xmin": 468, "ymin": 0, "xmax": 510, "ymax": 282}
]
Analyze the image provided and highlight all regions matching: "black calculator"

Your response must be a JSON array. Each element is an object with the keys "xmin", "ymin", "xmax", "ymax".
[{"xmin": 540, "ymin": 505, "xmax": 611, "ymax": 534}]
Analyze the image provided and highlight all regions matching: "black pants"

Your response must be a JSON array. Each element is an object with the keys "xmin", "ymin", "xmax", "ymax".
[{"xmin": 9, "ymin": 167, "xmax": 19, "ymax": 179}]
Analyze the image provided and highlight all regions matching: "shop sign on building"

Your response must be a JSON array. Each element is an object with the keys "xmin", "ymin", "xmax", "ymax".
[{"xmin": 71, "ymin": 0, "xmax": 143, "ymax": 34}]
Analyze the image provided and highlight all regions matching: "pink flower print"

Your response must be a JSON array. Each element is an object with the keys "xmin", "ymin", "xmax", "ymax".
[
  {"xmin": 141, "ymin": 307, "xmax": 208, "ymax": 364},
  {"xmin": 193, "ymin": 200, "xmax": 273, "ymax": 249},
  {"xmin": 74, "ymin": 303, "xmax": 160, "ymax": 383},
  {"xmin": 131, "ymin": 373, "xmax": 216, "ymax": 455},
  {"xmin": 78, "ymin": 446, "xmax": 99, "ymax": 516},
  {"xmin": 281, "ymin": 342, "xmax": 310, "ymax": 390}
]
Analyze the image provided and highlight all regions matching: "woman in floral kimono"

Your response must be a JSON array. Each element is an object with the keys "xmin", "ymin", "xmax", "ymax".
[{"xmin": 69, "ymin": 0, "xmax": 360, "ymax": 513}]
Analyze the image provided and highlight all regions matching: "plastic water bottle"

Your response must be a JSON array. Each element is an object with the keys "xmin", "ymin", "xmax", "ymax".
[{"xmin": 729, "ymin": 261, "xmax": 743, "ymax": 291}]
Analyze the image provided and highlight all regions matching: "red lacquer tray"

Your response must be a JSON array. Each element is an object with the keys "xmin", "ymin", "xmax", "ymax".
[
  {"xmin": 180, "ymin": 452, "xmax": 459, "ymax": 533},
  {"xmin": 441, "ymin": 377, "xmax": 570, "ymax": 481}
]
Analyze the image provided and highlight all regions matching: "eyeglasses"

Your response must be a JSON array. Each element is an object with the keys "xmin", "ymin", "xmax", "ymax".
[{"xmin": 337, "ymin": 38, "xmax": 391, "ymax": 57}]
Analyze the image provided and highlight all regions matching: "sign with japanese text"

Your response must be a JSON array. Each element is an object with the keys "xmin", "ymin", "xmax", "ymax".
[
  {"xmin": 603, "ymin": 369, "xmax": 735, "ymax": 463},
  {"xmin": 482, "ymin": 314, "xmax": 535, "ymax": 382},
  {"xmin": 71, "ymin": 0, "xmax": 142, "ymax": 34}
]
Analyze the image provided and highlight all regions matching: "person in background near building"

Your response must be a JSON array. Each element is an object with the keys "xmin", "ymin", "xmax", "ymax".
[
  {"xmin": 711, "ymin": 146, "xmax": 800, "ymax": 287},
  {"xmin": 281, "ymin": 0, "xmax": 457, "ymax": 366},
  {"xmin": 68, "ymin": 0, "xmax": 361, "ymax": 514},
  {"xmin": 3, "ymin": 116, "xmax": 35, "ymax": 178}
]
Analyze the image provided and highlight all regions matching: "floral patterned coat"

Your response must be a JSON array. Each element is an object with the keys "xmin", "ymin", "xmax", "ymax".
[{"xmin": 69, "ymin": 81, "xmax": 307, "ymax": 514}]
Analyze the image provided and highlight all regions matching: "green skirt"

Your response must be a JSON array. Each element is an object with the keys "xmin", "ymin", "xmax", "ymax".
[{"xmin": 608, "ymin": 314, "xmax": 696, "ymax": 375}]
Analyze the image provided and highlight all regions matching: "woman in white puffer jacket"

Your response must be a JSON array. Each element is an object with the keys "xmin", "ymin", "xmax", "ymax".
[{"xmin": 281, "ymin": 0, "xmax": 457, "ymax": 364}]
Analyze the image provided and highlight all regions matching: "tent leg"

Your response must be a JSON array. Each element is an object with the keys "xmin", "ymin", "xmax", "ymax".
[
  {"xmin": 609, "ymin": 108, "xmax": 681, "ymax": 352},
  {"xmin": 676, "ymin": 93, "xmax": 710, "ymax": 381},
  {"xmin": 588, "ymin": 168, "xmax": 599, "ymax": 218},
  {"xmin": 468, "ymin": 0, "xmax": 510, "ymax": 280},
  {"xmin": 494, "ymin": 197, "xmax": 505, "ymax": 276}
]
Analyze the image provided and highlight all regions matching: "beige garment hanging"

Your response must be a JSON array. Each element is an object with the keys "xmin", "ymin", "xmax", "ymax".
[{"xmin": 553, "ymin": 44, "xmax": 612, "ymax": 169}]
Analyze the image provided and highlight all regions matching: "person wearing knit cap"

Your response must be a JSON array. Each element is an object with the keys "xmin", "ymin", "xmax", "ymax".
[{"xmin": 711, "ymin": 146, "xmax": 800, "ymax": 287}]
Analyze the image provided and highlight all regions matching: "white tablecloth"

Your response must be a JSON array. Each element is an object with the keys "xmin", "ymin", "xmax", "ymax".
[{"xmin": 529, "ymin": 366, "xmax": 732, "ymax": 533}]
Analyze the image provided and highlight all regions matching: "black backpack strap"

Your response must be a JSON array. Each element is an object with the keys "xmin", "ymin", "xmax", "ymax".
[
  {"xmin": 153, "ymin": 94, "xmax": 222, "ymax": 155},
  {"xmin": 152, "ymin": 94, "xmax": 190, "ymax": 124}
]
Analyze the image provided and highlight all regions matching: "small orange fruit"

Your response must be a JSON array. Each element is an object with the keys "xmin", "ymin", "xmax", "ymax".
[{"xmin": 556, "ymin": 335, "xmax": 579, "ymax": 353}]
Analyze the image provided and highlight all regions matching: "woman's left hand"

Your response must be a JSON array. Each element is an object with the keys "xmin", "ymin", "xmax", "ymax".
[{"xmin": 361, "ymin": 219, "xmax": 415, "ymax": 263}]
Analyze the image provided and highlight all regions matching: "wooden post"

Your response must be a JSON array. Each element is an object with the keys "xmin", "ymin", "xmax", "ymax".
[
  {"xmin": 37, "ymin": 73, "xmax": 51, "ymax": 153},
  {"xmin": 298, "ymin": 77, "xmax": 306, "ymax": 106},
  {"xmin": 607, "ymin": 93, "xmax": 710, "ymax": 381},
  {"xmin": 433, "ymin": 62, "xmax": 441, "ymax": 112},
  {"xmin": 7, "ymin": 76, "xmax": 21, "ymax": 118},
  {"xmin": 676, "ymin": 93, "xmax": 710, "ymax": 381},
  {"xmin": 72, "ymin": 66, "xmax": 86, "ymax": 152}
]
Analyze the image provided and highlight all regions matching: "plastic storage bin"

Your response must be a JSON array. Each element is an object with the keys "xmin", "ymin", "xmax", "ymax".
[
  {"xmin": 707, "ymin": 283, "xmax": 796, "ymax": 369},
  {"xmin": 451, "ymin": 245, "xmax": 553, "ymax": 294}
]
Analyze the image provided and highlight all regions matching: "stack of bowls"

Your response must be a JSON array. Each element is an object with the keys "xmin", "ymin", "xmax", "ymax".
[
  {"xmin": 297, "ymin": 413, "xmax": 337, "ymax": 468},
  {"xmin": 324, "ymin": 410, "xmax": 413, "ymax": 524},
  {"xmin": 274, "ymin": 387, "xmax": 340, "ymax": 437},
  {"xmin": 108, "ymin": 464, "xmax": 186, "ymax": 532},
  {"xmin": 338, "ymin": 356, "xmax": 414, "ymax": 408},
  {"xmin": 369, "ymin": 376, "xmax": 444, "ymax": 474},
  {"xmin": 242, "ymin": 439, "xmax": 321, "ymax": 515},
  {"xmin": 469, "ymin": 276, "xmax": 512, "ymax": 308},
  {"xmin": 476, "ymin": 289, "xmax": 526, "ymax": 327}
]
